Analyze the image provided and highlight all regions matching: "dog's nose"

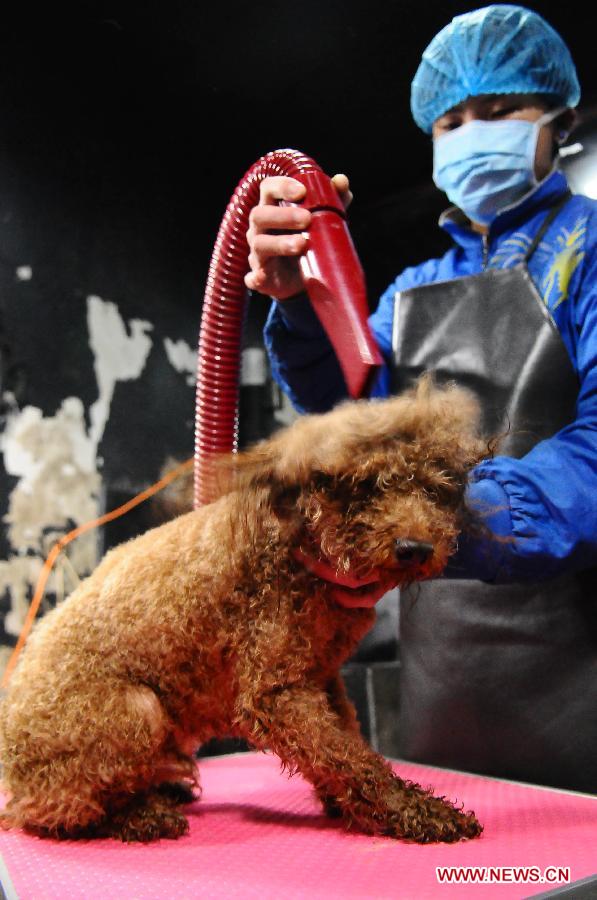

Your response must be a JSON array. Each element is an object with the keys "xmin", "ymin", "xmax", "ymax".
[{"xmin": 394, "ymin": 538, "xmax": 434, "ymax": 565}]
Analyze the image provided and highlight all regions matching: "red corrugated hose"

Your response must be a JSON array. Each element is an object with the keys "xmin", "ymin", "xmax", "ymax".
[{"xmin": 194, "ymin": 149, "xmax": 382, "ymax": 507}]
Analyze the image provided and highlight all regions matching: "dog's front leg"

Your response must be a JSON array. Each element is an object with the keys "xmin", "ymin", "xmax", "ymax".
[
  {"xmin": 325, "ymin": 675, "xmax": 361, "ymax": 736},
  {"xmin": 243, "ymin": 684, "xmax": 481, "ymax": 843},
  {"xmin": 316, "ymin": 675, "xmax": 362, "ymax": 818}
]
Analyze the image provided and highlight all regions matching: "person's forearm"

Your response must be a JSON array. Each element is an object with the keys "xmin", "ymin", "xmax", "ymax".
[
  {"xmin": 446, "ymin": 435, "xmax": 597, "ymax": 583},
  {"xmin": 264, "ymin": 297, "xmax": 349, "ymax": 413},
  {"xmin": 445, "ymin": 478, "xmax": 515, "ymax": 582}
]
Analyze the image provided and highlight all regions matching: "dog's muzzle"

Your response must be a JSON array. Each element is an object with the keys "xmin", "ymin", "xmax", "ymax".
[{"xmin": 394, "ymin": 539, "xmax": 433, "ymax": 565}]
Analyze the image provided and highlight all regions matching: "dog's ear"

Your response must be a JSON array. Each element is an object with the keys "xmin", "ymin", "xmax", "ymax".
[
  {"xmin": 210, "ymin": 438, "xmax": 307, "ymax": 504},
  {"xmin": 207, "ymin": 407, "xmax": 347, "ymax": 501},
  {"xmin": 210, "ymin": 441, "xmax": 280, "ymax": 495},
  {"xmin": 206, "ymin": 439, "xmax": 302, "ymax": 533}
]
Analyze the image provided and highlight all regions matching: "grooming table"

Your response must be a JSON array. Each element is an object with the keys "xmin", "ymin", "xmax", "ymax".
[{"xmin": 0, "ymin": 752, "xmax": 595, "ymax": 899}]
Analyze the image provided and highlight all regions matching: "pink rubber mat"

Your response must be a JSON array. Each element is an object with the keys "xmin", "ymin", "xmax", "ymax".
[{"xmin": 0, "ymin": 752, "xmax": 595, "ymax": 899}]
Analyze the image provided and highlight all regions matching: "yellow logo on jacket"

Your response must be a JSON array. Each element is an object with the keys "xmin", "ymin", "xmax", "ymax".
[
  {"xmin": 542, "ymin": 218, "xmax": 586, "ymax": 311},
  {"xmin": 489, "ymin": 216, "xmax": 587, "ymax": 311}
]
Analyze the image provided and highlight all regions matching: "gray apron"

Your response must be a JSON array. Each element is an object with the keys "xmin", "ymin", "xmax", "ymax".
[{"xmin": 392, "ymin": 198, "xmax": 597, "ymax": 793}]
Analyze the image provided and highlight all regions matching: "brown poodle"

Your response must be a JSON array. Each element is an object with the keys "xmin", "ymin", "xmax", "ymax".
[{"xmin": 0, "ymin": 378, "xmax": 487, "ymax": 843}]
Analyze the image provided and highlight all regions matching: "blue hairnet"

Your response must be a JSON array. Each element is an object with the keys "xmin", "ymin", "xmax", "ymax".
[{"xmin": 411, "ymin": 5, "xmax": 581, "ymax": 134}]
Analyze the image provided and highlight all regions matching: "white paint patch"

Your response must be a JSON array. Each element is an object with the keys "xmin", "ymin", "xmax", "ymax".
[
  {"xmin": 16, "ymin": 266, "xmax": 33, "ymax": 281},
  {"xmin": 2, "ymin": 398, "xmax": 97, "ymax": 491},
  {"xmin": 0, "ymin": 295, "xmax": 156, "ymax": 643},
  {"xmin": 164, "ymin": 337, "xmax": 196, "ymax": 386},
  {"xmin": 87, "ymin": 295, "xmax": 153, "ymax": 447},
  {"xmin": 0, "ymin": 398, "xmax": 100, "ymax": 635},
  {"xmin": 241, "ymin": 347, "xmax": 267, "ymax": 386}
]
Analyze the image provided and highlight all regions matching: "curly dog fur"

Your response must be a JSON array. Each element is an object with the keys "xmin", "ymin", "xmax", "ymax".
[{"xmin": 0, "ymin": 378, "xmax": 487, "ymax": 843}]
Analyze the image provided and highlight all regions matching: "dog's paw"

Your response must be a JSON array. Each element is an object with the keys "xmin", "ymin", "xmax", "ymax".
[
  {"xmin": 100, "ymin": 798, "xmax": 190, "ymax": 842},
  {"xmin": 341, "ymin": 782, "xmax": 483, "ymax": 843},
  {"xmin": 317, "ymin": 792, "xmax": 343, "ymax": 819},
  {"xmin": 388, "ymin": 803, "xmax": 483, "ymax": 843},
  {"xmin": 384, "ymin": 788, "xmax": 483, "ymax": 843}
]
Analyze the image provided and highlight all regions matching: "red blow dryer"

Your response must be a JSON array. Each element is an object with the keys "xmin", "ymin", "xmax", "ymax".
[{"xmin": 194, "ymin": 149, "xmax": 382, "ymax": 506}]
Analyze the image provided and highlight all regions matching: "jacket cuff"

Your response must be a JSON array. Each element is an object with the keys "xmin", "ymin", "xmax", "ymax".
[
  {"xmin": 273, "ymin": 293, "xmax": 325, "ymax": 338},
  {"xmin": 445, "ymin": 478, "xmax": 514, "ymax": 582}
]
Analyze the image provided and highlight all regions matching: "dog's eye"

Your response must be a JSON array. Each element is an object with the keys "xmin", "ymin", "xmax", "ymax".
[
  {"xmin": 353, "ymin": 478, "xmax": 378, "ymax": 499},
  {"xmin": 311, "ymin": 472, "xmax": 336, "ymax": 492},
  {"xmin": 273, "ymin": 485, "xmax": 302, "ymax": 516},
  {"xmin": 310, "ymin": 472, "xmax": 384, "ymax": 501}
]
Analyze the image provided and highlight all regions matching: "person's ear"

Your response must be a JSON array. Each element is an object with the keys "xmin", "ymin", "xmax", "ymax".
[{"xmin": 554, "ymin": 108, "xmax": 578, "ymax": 145}]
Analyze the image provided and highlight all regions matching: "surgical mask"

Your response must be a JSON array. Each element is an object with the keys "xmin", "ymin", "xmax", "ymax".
[{"xmin": 432, "ymin": 108, "xmax": 565, "ymax": 226}]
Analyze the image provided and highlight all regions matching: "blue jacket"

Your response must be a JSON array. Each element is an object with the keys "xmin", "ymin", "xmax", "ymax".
[{"xmin": 263, "ymin": 171, "xmax": 597, "ymax": 584}]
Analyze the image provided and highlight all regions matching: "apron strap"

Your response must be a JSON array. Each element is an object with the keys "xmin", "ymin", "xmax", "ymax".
[{"xmin": 523, "ymin": 190, "xmax": 573, "ymax": 263}]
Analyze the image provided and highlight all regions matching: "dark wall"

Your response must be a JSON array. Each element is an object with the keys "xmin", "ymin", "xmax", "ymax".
[{"xmin": 2, "ymin": 1, "xmax": 594, "ymax": 295}]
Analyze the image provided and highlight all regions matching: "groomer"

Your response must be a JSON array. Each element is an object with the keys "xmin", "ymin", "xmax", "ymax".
[{"xmin": 245, "ymin": 5, "xmax": 597, "ymax": 794}]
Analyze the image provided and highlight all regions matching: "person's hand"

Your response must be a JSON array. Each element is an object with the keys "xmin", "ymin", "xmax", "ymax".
[{"xmin": 245, "ymin": 174, "xmax": 352, "ymax": 300}]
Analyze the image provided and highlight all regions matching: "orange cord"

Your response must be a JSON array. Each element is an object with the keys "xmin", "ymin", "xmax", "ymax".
[{"xmin": 1, "ymin": 457, "xmax": 194, "ymax": 688}]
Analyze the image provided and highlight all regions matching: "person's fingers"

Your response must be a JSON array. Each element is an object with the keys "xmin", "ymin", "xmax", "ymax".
[
  {"xmin": 244, "ymin": 256, "xmax": 303, "ymax": 298},
  {"xmin": 248, "ymin": 203, "xmax": 311, "ymax": 235},
  {"xmin": 248, "ymin": 233, "xmax": 308, "ymax": 269},
  {"xmin": 332, "ymin": 173, "xmax": 350, "ymax": 192},
  {"xmin": 247, "ymin": 174, "xmax": 338, "ymax": 299},
  {"xmin": 258, "ymin": 176, "xmax": 306, "ymax": 205},
  {"xmin": 331, "ymin": 172, "xmax": 353, "ymax": 209},
  {"xmin": 244, "ymin": 267, "xmax": 268, "ymax": 291}
]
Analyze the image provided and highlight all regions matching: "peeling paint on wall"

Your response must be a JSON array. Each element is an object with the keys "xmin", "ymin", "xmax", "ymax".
[
  {"xmin": 87, "ymin": 295, "xmax": 154, "ymax": 447},
  {"xmin": 0, "ymin": 397, "xmax": 101, "ymax": 637},
  {"xmin": 0, "ymin": 295, "xmax": 155, "ymax": 642},
  {"xmin": 1, "ymin": 398, "xmax": 100, "ymax": 549},
  {"xmin": 163, "ymin": 336, "xmax": 197, "ymax": 386}
]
